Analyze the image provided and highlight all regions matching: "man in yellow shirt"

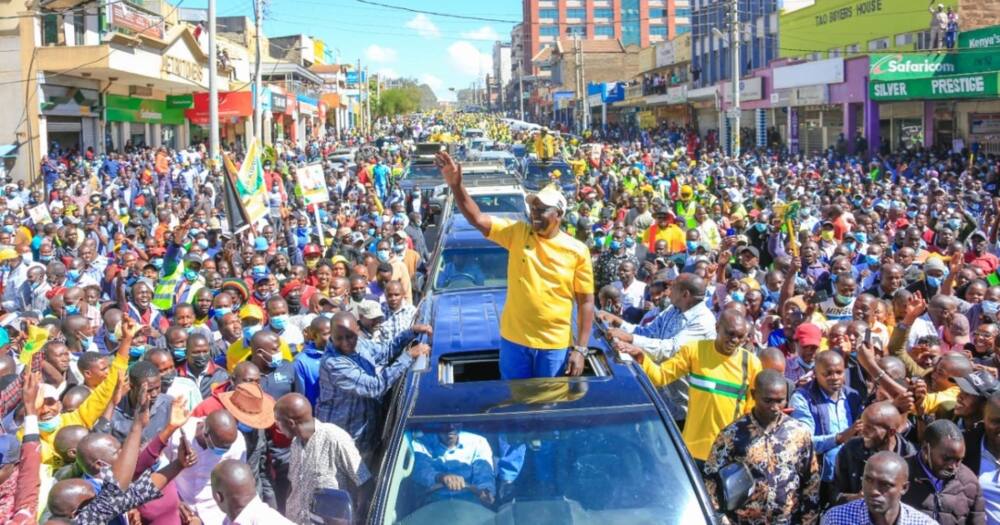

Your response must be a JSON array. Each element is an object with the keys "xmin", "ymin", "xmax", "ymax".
[
  {"xmin": 641, "ymin": 206, "xmax": 687, "ymax": 254},
  {"xmin": 617, "ymin": 310, "xmax": 761, "ymax": 462},
  {"xmin": 226, "ymin": 303, "xmax": 293, "ymax": 372},
  {"xmin": 438, "ymin": 151, "xmax": 594, "ymax": 379}
]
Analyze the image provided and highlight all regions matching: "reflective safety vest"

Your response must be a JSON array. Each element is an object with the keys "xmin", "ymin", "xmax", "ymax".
[{"xmin": 152, "ymin": 265, "xmax": 182, "ymax": 312}]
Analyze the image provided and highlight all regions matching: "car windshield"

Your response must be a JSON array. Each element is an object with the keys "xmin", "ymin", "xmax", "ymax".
[
  {"xmin": 453, "ymin": 194, "xmax": 525, "ymax": 214},
  {"xmin": 381, "ymin": 406, "xmax": 707, "ymax": 524},
  {"xmin": 524, "ymin": 162, "xmax": 574, "ymax": 186},
  {"xmin": 433, "ymin": 247, "xmax": 509, "ymax": 291},
  {"xmin": 407, "ymin": 164, "xmax": 443, "ymax": 180}
]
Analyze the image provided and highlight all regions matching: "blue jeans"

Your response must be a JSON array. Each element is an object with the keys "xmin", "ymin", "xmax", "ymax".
[{"xmin": 499, "ymin": 338, "xmax": 569, "ymax": 379}]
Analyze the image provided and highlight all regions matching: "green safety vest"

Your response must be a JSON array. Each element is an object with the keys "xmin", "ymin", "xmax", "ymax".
[{"xmin": 152, "ymin": 265, "xmax": 183, "ymax": 312}]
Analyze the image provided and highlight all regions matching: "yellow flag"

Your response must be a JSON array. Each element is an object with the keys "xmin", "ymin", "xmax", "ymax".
[{"xmin": 19, "ymin": 325, "xmax": 50, "ymax": 366}]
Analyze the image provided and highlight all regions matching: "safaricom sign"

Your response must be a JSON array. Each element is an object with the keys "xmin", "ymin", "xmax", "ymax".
[
  {"xmin": 882, "ymin": 58, "xmax": 955, "ymax": 75},
  {"xmin": 869, "ymin": 53, "xmax": 959, "ymax": 81}
]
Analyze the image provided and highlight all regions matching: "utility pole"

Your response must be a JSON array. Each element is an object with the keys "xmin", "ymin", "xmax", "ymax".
[
  {"xmin": 518, "ymin": 64, "xmax": 525, "ymax": 121},
  {"xmin": 364, "ymin": 66, "xmax": 370, "ymax": 135},
  {"xmin": 730, "ymin": 0, "xmax": 741, "ymax": 158},
  {"xmin": 356, "ymin": 59, "xmax": 361, "ymax": 132},
  {"xmin": 573, "ymin": 30, "xmax": 585, "ymax": 133},
  {"xmin": 208, "ymin": 0, "xmax": 220, "ymax": 162},
  {"xmin": 252, "ymin": 0, "xmax": 263, "ymax": 145}
]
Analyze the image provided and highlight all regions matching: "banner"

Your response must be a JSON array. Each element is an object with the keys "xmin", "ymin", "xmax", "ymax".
[
  {"xmin": 869, "ymin": 52, "xmax": 999, "ymax": 81},
  {"xmin": 870, "ymin": 72, "xmax": 1000, "ymax": 101},
  {"xmin": 959, "ymin": 24, "xmax": 1000, "ymax": 49},
  {"xmin": 295, "ymin": 163, "xmax": 330, "ymax": 205},
  {"xmin": 224, "ymin": 138, "xmax": 268, "ymax": 225}
]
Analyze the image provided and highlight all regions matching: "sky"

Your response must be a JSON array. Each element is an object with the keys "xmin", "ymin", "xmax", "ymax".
[{"xmin": 215, "ymin": 0, "xmax": 521, "ymax": 101}]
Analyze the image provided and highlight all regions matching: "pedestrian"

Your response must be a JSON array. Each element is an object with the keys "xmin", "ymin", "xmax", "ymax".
[
  {"xmin": 902, "ymin": 419, "xmax": 985, "ymax": 525},
  {"xmin": 822, "ymin": 451, "xmax": 939, "ymax": 525},
  {"xmin": 832, "ymin": 402, "xmax": 917, "ymax": 506}
]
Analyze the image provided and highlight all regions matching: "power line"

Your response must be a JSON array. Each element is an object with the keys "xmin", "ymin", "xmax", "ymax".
[{"xmin": 354, "ymin": 0, "xmax": 519, "ymax": 24}]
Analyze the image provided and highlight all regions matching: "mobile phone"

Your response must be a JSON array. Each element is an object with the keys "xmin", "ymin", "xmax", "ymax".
[{"xmin": 864, "ymin": 328, "xmax": 872, "ymax": 346}]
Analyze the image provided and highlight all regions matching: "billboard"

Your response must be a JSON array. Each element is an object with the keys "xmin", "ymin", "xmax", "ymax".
[
  {"xmin": 779, "ymin": 0, "xmax": 958, "ymax": 58},
  {"xmin": 869, "ymin": 52, "xmax": 1000, "ymax": 80},
  {"xmin": 869, "ymin": 72, "xmax": 1000, "ymax": 101}
]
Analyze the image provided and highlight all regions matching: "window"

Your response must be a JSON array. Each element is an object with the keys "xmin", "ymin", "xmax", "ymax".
[
  {"xmin": 42, "ymin": 14, "xmax": 60, "ymax": 45},
  {"xmin": 895, "ymin": 33, "xmax": 915, "ymax": 46},
  {"xmin": 595, "ymin": 25, "xmax": 614, "ymax": 37},
  {"xmin": 539, "ymin": 8, "xmax": 558, "ymax": 20},
  {"xmin": 566, "ymin": 8, "xmax": 585, "ymax": 20},
  {"xmin": 675, "ymin": 7, "xmax": 691, "ymax": 17},
  {"xmin": 650, "ymin": 25, "xmax": 668, "ymax": 37},
  {"xmin": 845, "ymin": 43, "xmax": 860, "ymax": 53},
  {"xmin": 676, "ymin": 25, "xmax": 691, "ymax": 35},
  {"xmin": 567, "ymin": 25, "xmax": 586, "ymax": 37},
  {"xmin": 829, "ymin": 48, "xmax": 842, "ymax": 57},
  {"xmin": 867, "ymin": 37, "xmax": 889, "ymax": 51},
  {"xmin": 540, "ymin": 25, "xmax": 559, "ymax": 37},
  {"xmin": 594, "ymin": 7, "xmax": 612, "ymax": 19},
  {"xmin": 915, "ymin": 30, "xmax": 933, "ymax": 50}
]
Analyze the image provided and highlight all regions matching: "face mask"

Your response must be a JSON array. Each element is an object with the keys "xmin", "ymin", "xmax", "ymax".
[
  {"xmin": 129, "ymin": 345, "xmax": 146, "ymax": 358},
  {"xmin": 183, "ymin": 269, "xmax": 199, "ymax": 282},
  {"xmin": 65, "ymin": 304, "xmax": 80, "ymax": 315},
  {"xmin": 160, "ymin": 370, "xmax": 177, "ymax": 390},
  {"xmin": 237, "ymin": 421, "xmax": 254, "ymax": 433},
  {"xmin": 610, "ymin": 240, "xmax": 622, "ymax": 251},
  {"xmin": 152, "ymin": 258, "xmax": 164, "ymax": 269},
  {"xmin": 926, "ymin": 275, "xmax": 943, "ymax": 288},
  {"xmin": 754, "ymin": 223, "xmax": 767, "ymax": 233},
  {"xmin": 820, "ymin": 230, "xmax": 835, "ymax": 241},
  {"xmin": 730, "ymin": 291, "xmax": 745, "ymax": 304},
  {"xmin": 39, "ymin": 254, "xmax": 52, "ymax": 263},
  {"xmin": 67, "ymin": 270, "xmax": 80, "ymax": 282},
  {"xmin": 376, "ymin": 250, "xmax": 390, "ymax": 262},
  {"xmin": 189, "ymin": 353, "xmax": 210, "ymax": 372},
  {"xmin": 865, "ymin": 254, "xmax": 880, "ymax": 267},
  {"xmin": 844, "ymin": 241, "xmax": 856, "ymax": 252},
  {"xmin": 854, "ymin": 232, "xmax": 867, "ymax": 244},
  {"xmin": 197, "ymin": 239, "xmax": 209, "ymax": 250},
  {"xmin": 392, "ymin": 243, "xmax": 405, "ymax": 254},
  {"xmin": 286, "ymin": 296, "xmax": 302, "ymax": 315},
  {"xmin": 270, "ymin": 314, "xmax": 288, "ymax": 331},
  {"xmin": 795, "ymin": 356, "xmax": 815, "ymax": 371},
  {"xmin": 254, "ymin": 290, "xmax": 271, "ymax": 302},
  {"xmin": 38, "ymin": 415, "xmax": 62, "ymax": 433},
  {"xmin": 212, "ymin": 306, "xmax": 231, "ymax": 319},
  {"xmin": 252, "ymin": 265, "xmax": 267, "ymax": 276},
  {"xmin": 624, "ymin": 237, "xmax": 635, "ymax": 248},
  {"xmin": 172, "ymin": 346, "xmax": 187, "ymax": 360},
  {"xmin": 982, "ymin": 300, "xmax": 1000, "ymax": 317},
  {"xmin": 835, "ymin": 293, "xmax": 854, "ymax": 305},
  {"xmin": 305, "ymin": 258, "xmax": 319, "ymax": 270},
  {"xmin": 367, "ymin": 228, "xmax": 376, "ymax": 237},
  {"xmin": 947, "ymin": 219, "xmax": 961, "ymax": 231},
  {"xmin": 686, "ymin": 241, "xmax": 699, "ymax": 252},
  {"xmin": 243, "ymin": 325, "xmax": 262, "ymax": 343},
  {"xmin": 350, "ymin": 290, "xmax": 365, "ymax": 302},
  {"xmin": 269, "ymin": 353, "xmax": 284, "ymax": 369}
]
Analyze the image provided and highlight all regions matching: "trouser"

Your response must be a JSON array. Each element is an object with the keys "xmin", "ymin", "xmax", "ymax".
[
  {"xmin": 945, "ymin": 30, "xmax": 957, "ymax": 49},
  {"xmin": 498, "ymin": 338, "xmax": 569, "ymax": 379},
  {"xmin": 930, "ymin": 27, "xmax": 945, "ymax": 48}
]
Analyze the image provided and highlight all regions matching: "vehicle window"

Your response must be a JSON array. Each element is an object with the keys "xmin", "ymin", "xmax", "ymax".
[
  {"xmin": 524, "ymin": 163, "xmax": 574, "ymax": 185},
  {"xmin": 452, "ymin": 195, "xmax": 524, "ymax": 214},
  {"xmin": 382, "ymin": 408, "xmax": 707, "ymax": 524},
  {"xmin": 407, "ymin": 164, "xmax": 443, "ymax": 180},
  {"xmin": 433, "ymin": 248, "xmax": 509, "ymax": 291}
]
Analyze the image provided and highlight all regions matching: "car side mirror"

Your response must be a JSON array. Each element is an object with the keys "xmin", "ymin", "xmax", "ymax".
[
  {"xmin": 717, "ymin": 462, "xmax": 754, "ymax": 513},
  {"xmin": 414, "ymin": 273, "xmax": 426, "ymax": 293},
  {"xmin": 311, "ymin": 488, "xmax": 353, "ymax": 525}
]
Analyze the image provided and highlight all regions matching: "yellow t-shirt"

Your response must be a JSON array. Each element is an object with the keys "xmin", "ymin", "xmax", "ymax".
[
  {"xmin": 641, "ymin": 223, "xmax": 686, "ymax": 254},
  {"xmin": 924, "ymin": 385, "xmax": 959, "ymax": 418},
  {"xmin": 488, "ymin": 217, "xmax": 594, "ymax": 349},
  {"xmin": 226, "ymin": 337, "xmax": 294, "ymax": 373},
  {"xmin": 641, "ymin": 340, "xmax": 762, "ymax": 460}
]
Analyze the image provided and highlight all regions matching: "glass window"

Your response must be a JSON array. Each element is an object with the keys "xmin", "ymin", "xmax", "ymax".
[
  {"xmin": 539, "ymin": 25, "xmax": 559, "ymax": 37},
  {"xmin": 594, "ymin": 8, "xmax": 613, "ymax": 19},
  {"xmin": 595, "ymin": 25, "xmax": 614, "ymax": 37},
  {"xmin": 434, "ymin": 247, "xmax": 510, "ymax": 290},
  {"xmin": 867, "ymin": 38, "xmax": 889, "ymax": 51},
  {"xmin": 566, "ymin": 8, "xmax": 586, "ymax": 19},
  {"xmin": 568, "ymin": 25, "xmax": 586, "ymax": 37},
  {"xmin": 381, "ymin": 408, "xmax": 708, "ymax": 524},
  {"xmin": 845, "ymin": 43, "xmax": 860, "ymax": 53},
  {"xmin": 676, "ymin": 25, "xmax": 691, "ymax": 35},
  {"xmin": 539, "ymin": 8, "xmax": 558, "ymax": 20},
  {"xmin": 650, "ymin": 25, "xmax": 668, "ymax": 36},
  {"xmin": 676, "ymin": 7, "xmax": 691, "ymax": 17}
]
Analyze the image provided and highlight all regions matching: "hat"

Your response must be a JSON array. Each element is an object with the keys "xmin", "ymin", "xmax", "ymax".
[
  {"xmin": 525, "ymin": 184, "xmax": 567, "ymax": 214},
  {"xmin": 238, "ymin": 303, "xmax": 264, "ymax": 322},
  {"xmin": 208, "ymin": 218, "xmax": 222, "ymax": 230},
  {"xmin": 794, "ymin": 323, "xmax": 823, "ymax": 347},
  {"xmin": 183, "ymin": 253, "xmax": 202, "ymax": 265},
  {"xmin": 279, "ymin": 279, "xmax": 302, "ymax": 297},
  {"xmin": 253, "ymin": 237, "xmax": 268, "ymax": 252},
  {"xmin": 218, "ymin": 383, "xmax": 275, "ymax": 429},
  {"xmin": 357, "ymin": 300, "xmax": 384, "ymax": 321},
  {"xmin": 954, "ymin": 370, "xmax": 1000, "ymax": 398},
  {"xmin": 971, "ymin": 230, "xmax": 988, "ymax": 241},
  {"xmin": 924, "ymin": 257, "xmax": 947, "ymax": 274},
  {"xmin": 221, "ymin": 279, "xmax": 249, "ymax": 303},
  {"xmin": 393, "ymin": 230, "xmax": 409, "ymax": 240},
  {"xmin": 330, "ymin": 255, "xmax": 349, "ymax": 267},
  {"xmin": 0, "ymin": 435, "xmax": 19, "ymax": 466},
  {"xmin": 680, "ymin": 185, "xmax": 694, "ymax": 199},
  {"xmin": 303, "ymin": 244, "xmax": 321, "ymax": 257},
  {"xmin": 349, "ymin": 232, "xmax": 365, "ymax": 244},
  {"xmin": 317, "ymin": 295, "xmax": 336, "ymax": 308},
  {"xmin": 0, "ymin": 248, "xmax": 16, "ymax": 262},
  {"xmin": 739, "ymin": 246, "xmax": 760, "ymax": 259}
]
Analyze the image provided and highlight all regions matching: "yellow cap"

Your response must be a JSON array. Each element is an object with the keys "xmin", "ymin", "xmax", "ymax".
[
  {"xmin": 680, "ymin": 185, "xmax": 694, "ymax": 198},
  {"xmin": 0, "ymin": 248, "xmax": 17, "ymax": 261},
  {"xmin": 239, "ymin": 304, "xmax": 264, "ymax": 321}
]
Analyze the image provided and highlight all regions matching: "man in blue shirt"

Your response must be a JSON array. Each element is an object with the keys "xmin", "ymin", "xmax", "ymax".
[
  {"xmin": 293, "ymin": 316, "xmax": 330, "ymax": 408},
  {"xmin": 791, "ymin": 350, "xmax": 864, "ymax": 508},
  {"xmin": 412, "ymin": 423, "xmax": 495, "ymax": 507},
  {"xmin": 316, "ymin": 312, "xmax": 429, "ymax": 463}
]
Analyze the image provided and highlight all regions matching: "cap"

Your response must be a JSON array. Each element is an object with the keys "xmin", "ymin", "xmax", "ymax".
[
  {"xmin": 238, "ymin": 303, "xmax": 264, "ymax": 321},
  {"xmin": 0, "ymin": 248, "xmax": 17, "ymax": 262},
  {"xmin": 357, "ymin": 300, "xmax": 384, "ymax": 321},
  {"xmin": 183, "ymin": 253, "xmax": 202, "ymax": 265},
  {"xmin": 794, "ymin": 322, "xmax": 823, "ymax": 348},
  {"xmin": 739, "ymin": 246, "xmax": 760, "ymax": 258},
  {"xmin": 526, "ymin": 184, "xmax": 567, "ymax": 214},
  {"xmin": 393, "ymin": 230, "xmax": 409, "ymax": 240},
  {"xmin": 680, "ymin": 185, "xmax": 694, "ymax": 199},
  {"xmin": 349, "ymin": 232, "xmax": 365, "ymax": 244},
  {"xmin": 253, "ymin": 237, "xmax": 268, "ymax": 252},
  {"xmin": 954, "ymin": 370, "xmax": 1000, "ymax": 398},
  {"xmin": 303, "ymin": 244, "xmax": 321, "ymax": 257},
  {"xmin": 924, "ymin": 257, "xmax": 947, "ymax": 274}
]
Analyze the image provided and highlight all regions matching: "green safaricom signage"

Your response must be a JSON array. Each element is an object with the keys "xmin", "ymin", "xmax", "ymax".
[
  {"xmin": 869, "ymin": 53, "xmax": 958, "ymax": 81},
  {"xmin": 870, "ymin": 72, "xmax": 1000, "ymax": 101}
]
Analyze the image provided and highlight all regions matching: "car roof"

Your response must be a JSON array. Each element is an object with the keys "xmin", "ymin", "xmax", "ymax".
[
  {"xmin": 464, "ymin": 184, "xmax": 524, "ymax": 195},
  {"xmin": 410, "ymin": 288, "xmax": 657, "ymax": 419}
]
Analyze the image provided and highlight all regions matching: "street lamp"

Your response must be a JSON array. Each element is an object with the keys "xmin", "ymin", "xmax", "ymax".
[{"xmin": 713, "ymin": 1, "xmax": 740, "ymax": 157}]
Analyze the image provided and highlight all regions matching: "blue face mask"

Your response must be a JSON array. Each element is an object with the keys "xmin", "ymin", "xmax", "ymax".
[
  {"xmin": 269, "ymin": 353, "xmax": 284, "ymax": 368},
  {"xmin": 197, "ymin": 239, "xmax": 210, "ymax": 250},
  {"xmin": 926, "ymin": 275, "xmax": 943, "ymax": 288},
  {"xmin": 947, "ymin": 219, "xmax": 961, "ymax": 231},
  {"xmin": 129, "ymin": 345, "xmax": 146, "ymax": 358},
  {"xmin": 835, "ymin": 293, "xmax": 854, "ymax": 305},
  {"xmin": 243, "ymin": 325, "xmax": 262, "ymax": 343},
  {"xmin": 854, "ymin": 232, "xmax": 867, "ymax": 244},
  {"xmin": 39, "ymin": 255, "xmax": 52, "ymax": 263},
  {"xmin": 38, "ymin": 415, "xmax": 61, "ymax": 434},
  {"xmin": 270, "ymin": 314, "xmax": 288, "ymax": 332},
  {"xmin": 172, "ymin": 346, "xmax": 187, "ymax": 360},
  {"xmin": 376, "ymin": 250, "xmax": 390, "ymax": 262},
  {"xmin": 152, "ymin": 258, "xmax": 164, "ymax": 270},
  {"xmin": 730, "ymin": 291, "xmax": 745, "ymax": 304},
  {"xmin": 184, "ymin": 269, "xmax": 199, "ymax": 282},
  {"xmin": 392, "ymin": 243, "xmax": 406, "ymax": 254},
  {"xmin": 983, "ymin": 300, "xmax": 1000, "ymax": 317},
  {"xmin": 252, "ymin": 265, "xmax": 267, "ymax": 276},
  {"xmin": 67, "ymin": 270, "xmax": 80, "ymax": 282},
  {"xmin": 754, "ymin": 223, "xmax": 767, "ymax": 233},
  {"xmin": 65, "ymin": 304, "xmax": 80, "ymax": 315},
  {"xmin": 609, "ymin": 240, "xmax": 622, "ymax": 251},
  {"xmin": 212, "ymin": 306, "xmax": 232, "ymax": 319},
  {"xmin": 367, "ymin": 228, "xmax": 376, "ymax": 237},
  {"xmin": 865, "ymin": 254, "xmax": 880, "ymax": 267},
  {"xmin": 237, "ymin": 421, "xmax": 254, "ymax": 433},
  {"xmin": 624, "ymin": 237, "xmax": 636, "ymax": 248},
  {"xmin": 686, "ymin": 241, "xmax": 699, "ymax": 252}
]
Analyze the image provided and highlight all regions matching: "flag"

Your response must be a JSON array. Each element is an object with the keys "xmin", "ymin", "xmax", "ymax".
[
  {"xmin": 19, "ymin": 325, "xmax": 50, "ymax": 367},
  {"xmin": 221, "ymin": 162, "xmax": 252, "ymax": 234},
  {"xmin": 224, "ymin": 138, "xmax": 269, "ymax": 225}
]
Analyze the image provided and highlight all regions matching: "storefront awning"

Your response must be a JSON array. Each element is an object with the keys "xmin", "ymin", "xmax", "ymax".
[
  {"xmin": 0, "ymin": 144, "xmax": 18, "ymax": 158},
  {"xmin": 185, "ymin": 91, "xmax": 253, "ymax": 125}
]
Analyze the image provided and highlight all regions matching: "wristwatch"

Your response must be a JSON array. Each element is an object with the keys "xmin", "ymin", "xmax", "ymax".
[{"xmin": 572, "ymin": 345, "xmax": 589, "ymax": 357}]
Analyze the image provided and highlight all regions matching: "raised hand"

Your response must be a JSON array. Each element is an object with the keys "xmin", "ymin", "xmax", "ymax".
[
  {"xmin": 22, "ymin": 371, "xmax": 40, "ymax": 417},
  {"xmin": 904, "ymin": 292, "xmax": 927, "ymax": 323},
  {"xmin": 167, "ymin": 395, "xmax": 190, "ymax": 429},
  {"xmin": 435, "ymin": 151, "xmax": 462, "ymax": 188}
]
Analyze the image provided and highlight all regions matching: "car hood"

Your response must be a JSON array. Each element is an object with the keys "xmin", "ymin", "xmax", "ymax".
[{"xmin": 430, "ymin": 288, "xmax": 506, "ymax": 352}]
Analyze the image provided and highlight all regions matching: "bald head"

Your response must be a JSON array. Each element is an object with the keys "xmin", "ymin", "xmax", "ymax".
[
  {"xmin": 76, "ymin": 433, "xmax": 120, "ymax": 476},
  {"xmin": 53, "ymin": 425, "xmax": 89, "ymax": 463},
  {"xmin": 48, "ymin": 479, "xmax": 97, "ymax": 518},
  {"xmin": 275, "ymin": 393, "xmax": 315, "ymax": 441},
  {"xmin": 212, "ymin": 459, "xmax": 260, "ymax": 519},
  {"xmin": 205, "ymin": 410, "xmax": 239, "ymax": 448},
  {"xmin": 866, "ymin": 450, "xmax": 909, "ymax": 482},
  {"xmin": 815, "ymin": 349, "xmax": 845, "ymax": 370},
  {"xmin": 232, "ymin": 361, "xmax": 261, "ymax": 385}
]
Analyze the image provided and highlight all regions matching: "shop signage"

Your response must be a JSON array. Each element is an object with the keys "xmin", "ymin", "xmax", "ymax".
[
  {"xmin": 870, "ymin": 52, "xmax": 999, "ymax": 81},
  {"xmin": 162, "ymin": 55, "xmax": 204, "ymax": 84},
  {"xmin": 129, "ymin": 85, "xmax": 153, "ymax": 98},
  {"xmin": 959, "ymin": 25, "xmax": 1000, "ymax": 49},
  {"xmin": 106, "ymin": 94, "xmax": 185, "ymax": 125},
  {"xmin": 40, "ymin": 85, "xmax": 99, "ymax": 116},
  {"xmin": 167, "ymin": 94, "xmax": 193, "ymax": 109},
  {"xmin": 185, "ymin": 91, "xmax": 253, "ymax": 125},
  {"xmin": 794, "ymin": 85, "xmax": 829, "ymax": 105},
  {"xmin": 813, "ymin": 0, "xmax": 885, "ymax": 26},
  {"xmin": 870, "ymin": 72, "xmax": 1000, "ymax": 101},
  {"xmin": 603, "ymin": 82, "xmax": 625, "ymax": 103},
  {"xmin": 722, "ymin": 77, "xmax": 763, "ymax": 103},
  {"xmin": 970, "ymin": 113, "xmax": 1000, "ymax": 134},
  {"xmin": 271, "ymin": 93, "xmax": 287, "ymax": 113},
  {"xmin": 108, "ymin": 2, "xmax": 164, "ymax": 39},
  {"xmin": 773, "ymin": 58, "xmax": 844, "ymax": 90}
]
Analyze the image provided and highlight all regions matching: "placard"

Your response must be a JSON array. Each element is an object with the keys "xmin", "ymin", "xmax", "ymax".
[
  {"xmin": 28, "ymin": 204, "xmax": 52, "ymax": 225},
  {"xmin": 295, "ymin": 163, "xmax": 330, "ymax": 205}
]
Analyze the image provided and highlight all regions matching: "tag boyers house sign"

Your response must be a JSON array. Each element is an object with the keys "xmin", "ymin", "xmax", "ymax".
[{"xmin": 870, "ymin": 72, "xmax": 1000, "ymax": 101}]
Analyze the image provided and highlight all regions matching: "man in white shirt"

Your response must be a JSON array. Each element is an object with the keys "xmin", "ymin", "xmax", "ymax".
[
  {"xmin": 613, "ymin": 261, "xmax": 646, "ymax": 311},
  {"xmin": 212, "ymin": 459, "xmax": 294, "ymax": 525},
  {"xmin": 164, "ymin": 411, "xmax": 247, "ymax": 524}
]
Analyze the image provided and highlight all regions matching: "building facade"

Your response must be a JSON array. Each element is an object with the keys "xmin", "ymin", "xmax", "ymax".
[
  {"xmin": 521, "ymin": 0, "xmax": 689, "ymax": 75},
  {"xmin": 690, "ymin": 0, "xmax": 777, "ymax": 88}
]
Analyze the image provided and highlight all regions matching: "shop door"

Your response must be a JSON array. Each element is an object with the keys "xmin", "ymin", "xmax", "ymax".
[{"xmin": 161, "ymin": 125, "xmax": 177, "ymax": 150}]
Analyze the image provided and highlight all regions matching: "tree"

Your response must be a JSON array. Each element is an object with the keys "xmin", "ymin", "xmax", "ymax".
[{"xmin": 375, "ymin": 86, "xmax": 421, "ymax": 117}]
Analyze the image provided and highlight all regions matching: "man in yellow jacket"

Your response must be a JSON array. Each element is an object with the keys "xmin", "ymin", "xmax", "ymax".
[{"xmin": 616, "ymin": 309, "xmax": 761, "ymax": 463}]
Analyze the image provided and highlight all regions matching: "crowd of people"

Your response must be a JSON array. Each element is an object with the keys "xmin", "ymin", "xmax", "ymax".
[{"xmin": 0, "ymin": 109, "xmax": 997, "ymax": 525}]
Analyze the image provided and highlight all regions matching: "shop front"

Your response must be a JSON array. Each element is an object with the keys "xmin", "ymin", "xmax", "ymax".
[
  {"xmin": 687, "ymin": 85, "xmax": 718, "ymax": 134},
  {"xmin": 185, "ymin": 91, "xmax": 253, "ymax": 149},
  {"xmin": 105, "ymin": 93, "xmax": 190, "ymax": 150},
  {"xmin": 645, "ymin": 85, "xmax": 690, "ymax": 127},
  {"xmin": 297, "ymin": 95, "xmax": 319, "ymax": 142},
  {"xmin": 38, "ymin": 84, "xmax": 101, "ymax": 153},
  {"xmin": 721, "ymin": 77, "xmax": 765, "ymax": 147},
  {"xmin": 269, "ymin": 90, "xmax": 296, "ymax": 143}
]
